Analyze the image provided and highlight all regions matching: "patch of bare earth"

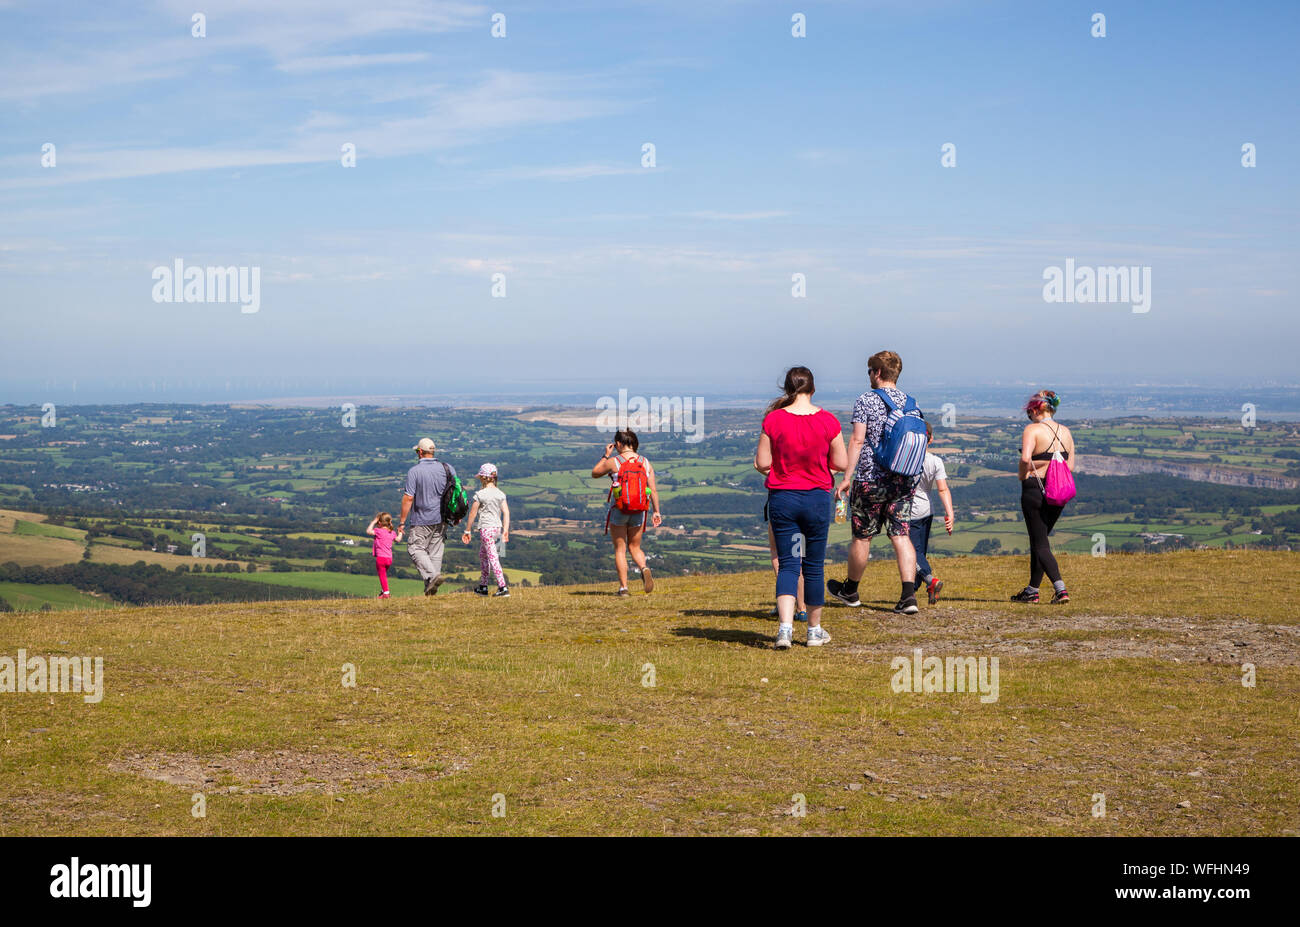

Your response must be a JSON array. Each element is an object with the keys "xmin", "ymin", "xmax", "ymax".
[
  {"xmin": 841, "ymin": 611, "xmax": 1300, "ymax": 665},
  {"xmin": 109, "ymin": 750, "xmax": 466, "ymax": 795}
]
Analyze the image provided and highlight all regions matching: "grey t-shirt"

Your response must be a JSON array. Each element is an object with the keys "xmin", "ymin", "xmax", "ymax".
[
  {"xmin": 403, "ymin": 458, "xmax": 455, "ymax": 526},
  {"xmin": 474, "ymin": 486, "xmax": 507, "ymax": 530}
]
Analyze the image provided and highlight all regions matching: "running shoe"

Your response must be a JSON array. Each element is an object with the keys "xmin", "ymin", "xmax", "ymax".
[
  {"xmin": 641, "ymin": 567, "xmax": 654, "ymax": 594},
  {"xmin": 775, "ymin": 625, "xmax": 794, "ymax": 650},
  {"xmin": 473, "ymin": 585, "xmax": 490, "ymax": 596},
  {"xmin": 1050, "ymin": 589, "xmax": 1070, "ymax": 604},
  {"xmin": 893, "ymin": 596, "xmax": 919, "ymax": 615},
  {"xmin": 494, "ymin": 586, "xmax": 511, "ymax": 598},
  {"xmin": 616, "ymin": 587, "xmax": 630, "ymax": 597},
  {"xmin": 827, "ymin": 578, "xmax": 861, "ymax": 607},
  {"xmin": 806, "ymin": 626, "xmax": 832, "ymax": 647},
  {"xmin": 927, "ymin": 577, "xmax": 944, "ymax": 605},
  {"xmin": 378, "ymin": 591, "xmax": 391, "ymax": 599},
  {"xmin": 1009, "ymin": 589, "xmax": 1040, "ymax": 604}
]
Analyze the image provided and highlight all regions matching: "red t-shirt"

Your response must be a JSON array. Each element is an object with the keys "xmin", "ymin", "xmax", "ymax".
[{"xmin": 762, "ymin": 408, "xmax": 842, "ymax": 490}]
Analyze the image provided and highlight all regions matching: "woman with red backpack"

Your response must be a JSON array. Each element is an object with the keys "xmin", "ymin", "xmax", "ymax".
[
  {"xmin": 1011, "ymin": 390, "xmax": 1077, "ymax": 604},
  {"xmin": 591, "ymin": 429, "xmax": 663, "ymax": 596}
]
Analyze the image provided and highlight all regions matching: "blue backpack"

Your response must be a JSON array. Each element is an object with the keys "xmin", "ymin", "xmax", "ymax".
[{"xmin": 871, "ymin": 389, "xmax": 928, "ymax": 477}]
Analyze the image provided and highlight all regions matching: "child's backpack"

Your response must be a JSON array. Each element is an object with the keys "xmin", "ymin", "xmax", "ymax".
[
  {"xmin": 612, "ymin": 455, "xmax": 650, "ymax": 513},
  {"xmin": 871, "ymin": 389, "xmax": 928, "ymax": 478},
  {"xmin": 1039, "ymin": 425, "xmax": 1077, "ymax": 506},
  {"xmin": 440, "ymin": 463, "xmax": 470, "ymax": 525}
]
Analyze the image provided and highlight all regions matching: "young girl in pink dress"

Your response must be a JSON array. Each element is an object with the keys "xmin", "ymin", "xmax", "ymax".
[{"xmin": 366, "ymin": 512, "xmax": 402, "ymax": 598}]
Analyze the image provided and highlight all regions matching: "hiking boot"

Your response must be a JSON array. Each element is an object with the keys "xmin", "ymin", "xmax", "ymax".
[
  {"xmin": 893, "ymin": 596, "xmax": 919, "ymax": 615},
  {"xmin": 494, "ymin": 586, "xmax": 511, "ymax": 598},
  {"xmin": 806, "ymin": 626, "xmax": 831, "ymax": 647},
  {"xmin": 1009, "ymin": 588, "xmax": 1040, "ymax": 604},
  {"xmin": 641, "ymin": 567, "xmax": 654, "ymax": 594},
  {"xmin": 1050, "ymin": 589, "xmax": 1070, "ymax": 604},
  {"xmin": 827, "ymin": 578, "xmax": 861, "ymax": 607},
  {"xmin": 927, "ymin": 577, "xmax": 944, "ymax": 605},
  {"xmin": 425, "ymin": 576, "xmax": 444, "ymax": 596},
  {"xmin": 775, "ymin": 625, "xmax": 794, "ymax": 650}
]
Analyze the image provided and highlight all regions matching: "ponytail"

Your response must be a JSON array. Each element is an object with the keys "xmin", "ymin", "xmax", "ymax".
[{"xmin": 767, "ymin": 366, "xmax": 816, "ymax": 413}]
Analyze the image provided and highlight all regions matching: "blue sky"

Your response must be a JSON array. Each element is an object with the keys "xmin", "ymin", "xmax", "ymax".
[{"xmin": 1, "ymin": 0, "xmax": 1297, "ymax": 402}]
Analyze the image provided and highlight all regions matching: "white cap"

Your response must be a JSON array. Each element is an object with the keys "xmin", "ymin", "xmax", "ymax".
[{"xmin": 413, "ymin": 437, "xmax": 436, "ymax": 453}]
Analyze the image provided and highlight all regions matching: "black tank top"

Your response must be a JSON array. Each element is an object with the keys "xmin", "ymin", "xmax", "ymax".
[{"xmin": 1031, "ymin": 423, "xmax": 1068, "ymax": 461}]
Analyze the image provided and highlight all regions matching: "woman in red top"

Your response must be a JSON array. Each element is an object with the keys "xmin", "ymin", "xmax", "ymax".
[{"xmin": 754, "ymin": 367, "xmax": 849, "ymax": 649}]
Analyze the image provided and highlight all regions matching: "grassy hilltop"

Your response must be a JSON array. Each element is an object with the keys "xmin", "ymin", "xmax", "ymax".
[{"xmin": 1, "ymin": 549, "xmax": 1297, "ymax": 836}]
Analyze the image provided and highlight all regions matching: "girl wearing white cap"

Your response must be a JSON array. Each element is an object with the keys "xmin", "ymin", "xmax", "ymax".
[{"xmin": 462, "ymin": 463, "xmax": 510, "ymax": 597}]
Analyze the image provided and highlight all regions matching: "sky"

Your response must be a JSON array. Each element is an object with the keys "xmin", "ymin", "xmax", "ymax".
[{"xmin": 1, "ymin": 0, "xmax": 1297, "ymax": 403}]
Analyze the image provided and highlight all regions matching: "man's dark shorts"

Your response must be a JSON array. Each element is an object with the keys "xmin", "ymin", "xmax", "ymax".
[{"xmin": 849, "ymin": 473, "xmax": 917, "ymax": 539}]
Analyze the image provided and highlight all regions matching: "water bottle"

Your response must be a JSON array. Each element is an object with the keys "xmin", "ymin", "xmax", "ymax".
[{"xmin": 835, "ymin": 496, "xmax": 848, "ymax": 524}]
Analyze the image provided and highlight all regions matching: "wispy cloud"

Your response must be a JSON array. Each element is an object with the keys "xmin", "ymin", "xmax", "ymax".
[{"xmin": 276, "ymin": 52, "xmax": 433, "ymax": 74}]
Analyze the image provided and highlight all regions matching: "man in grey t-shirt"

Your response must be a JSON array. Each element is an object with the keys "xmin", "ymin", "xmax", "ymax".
[{"xmin": 399, "ymin": 437, "xmax": 456, "ymax": 594}]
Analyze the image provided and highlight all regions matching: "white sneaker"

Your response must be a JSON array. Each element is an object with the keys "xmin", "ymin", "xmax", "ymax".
[
  {"xmin": 806, "ymin": 626, "xmax": 831, "ymax": 647},
  {"xmin": 775, "ymin": 625, "xmax": 794, "ymax": 650}
]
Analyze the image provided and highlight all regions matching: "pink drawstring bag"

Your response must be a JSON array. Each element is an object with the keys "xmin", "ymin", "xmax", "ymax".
[
  {"xmin": 1037, "ymin": 423, "xmax": 1076, "ymax": 506},
  {"xmin": 1043, "ymin": 450, "xmax": 1076, "ymax": 506}
]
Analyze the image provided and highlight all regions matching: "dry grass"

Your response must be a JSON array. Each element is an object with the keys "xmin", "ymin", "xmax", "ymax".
[{"xmin": 1, "ymin": 550, "xmax": 1296, "ymax": 836}]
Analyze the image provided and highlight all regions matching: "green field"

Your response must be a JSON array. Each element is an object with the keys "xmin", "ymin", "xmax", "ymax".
[
  {"xmin": 13, "ymin": 519, "xmax": 86, "ymax": 541},
  {"xmin": 220, "ymin": 570, "xmax": 431, "ymax": 598},
  {"xmin": 0, "ymin": 581, "xmax": 115, "ymax": 611}
]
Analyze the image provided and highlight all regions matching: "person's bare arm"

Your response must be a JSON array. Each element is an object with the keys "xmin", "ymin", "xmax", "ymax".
[
  {"xmin": 365, "ymin": 517, "xmax": 377, "ymax": 536},
  {"xmin": 936, "ymin": 478, "xmax": 955, "ymax": 533},
  {"xmin": 828, "ymin": 432, "xmax": 849, "ymax": 473},
  {"xmin": 646, "ymin": 462, "xmax": 662, "ymax": 527},
  {"xmin": 839, "ymin": 423, "xmax": 866, "ymax": 496},
  {"xmin": 461, "ymin": 500, "xmax": 480, "ymax": 543},
  {"xmin": 500, "ymin": 499, "xmax": 510, "ymax": 542},
  {"xmin": 1018, "ymin": 426, "xmax": 1036, "ymax": 480},
  {"xmin": 591, "ymin": 444, "xmax": 618, "ymax": 479},
  {"xmin": 1065, "ymin": 428, "xmax": 1077, "ymax": 473},
  {"xmin": 754, "ymin": 432, "xmax": 773, "ymax": 473},
  {"xmin": 399, "ymin": 494, "xmax": 413, "ymax": 529}
]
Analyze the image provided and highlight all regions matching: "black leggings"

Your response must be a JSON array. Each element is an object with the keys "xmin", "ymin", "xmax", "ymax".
[{"xmin": 1021, "ymin": 478, "xmax": 1063, "ymax": 588}]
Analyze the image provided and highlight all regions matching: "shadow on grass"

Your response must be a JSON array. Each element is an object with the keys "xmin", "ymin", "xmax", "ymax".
[
  {"xmin": 682, "ymin": 608, "xmax": 770, "ymax": 620},
  {"xmin": 672, "ymin": 627, "xmax": 773, "ymax": 648}
]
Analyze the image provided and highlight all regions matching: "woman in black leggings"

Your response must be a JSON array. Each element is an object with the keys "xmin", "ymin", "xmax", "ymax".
[{"xmin": 1011, "ymin": 390, "xmax": 1075, "ymax": 604}]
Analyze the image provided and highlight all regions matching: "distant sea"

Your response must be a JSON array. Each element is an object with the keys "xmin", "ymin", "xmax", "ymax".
[{"xmin": 4, "ymin": 380, "xmax": 1300, "ymax": 421}]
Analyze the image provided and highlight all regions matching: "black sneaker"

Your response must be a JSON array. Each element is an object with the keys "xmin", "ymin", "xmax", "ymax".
[
  {"xmin": 1050, "ymin": 589, "xmax": 1070, "ymax": 604},
  {"xmin": 893, "ymin": 596, "xmax": 919, "ymax": 615},
  {"xmin": 1009, "ymin": 589, "xmax": 1040, "ymax": 604},
  {"xmin": 473, "ymin": 585, "xmax": 489, "ymax": 596},
  {"xmin": 494, "ymin": 586, "xmax": 510, "ymax": 598},
  {"xmin": 827, "ymin": 578, "xmax": 861, "ymax": 607}
]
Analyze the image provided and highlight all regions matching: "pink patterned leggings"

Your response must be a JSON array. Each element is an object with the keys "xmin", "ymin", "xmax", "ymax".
[{"xmin": 478, "ymin": 528, "xmax": 506, "ymax": 587}]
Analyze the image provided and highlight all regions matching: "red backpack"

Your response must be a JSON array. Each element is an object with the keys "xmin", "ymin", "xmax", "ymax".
[{"xmin": 613, "ymin": 455, "xmax": 650, "ymax": 512}]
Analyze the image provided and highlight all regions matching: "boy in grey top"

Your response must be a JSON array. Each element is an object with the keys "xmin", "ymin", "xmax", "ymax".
[{"xmin": 399, "ymin": 437, "xmax": 457, "ymax": 594}]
